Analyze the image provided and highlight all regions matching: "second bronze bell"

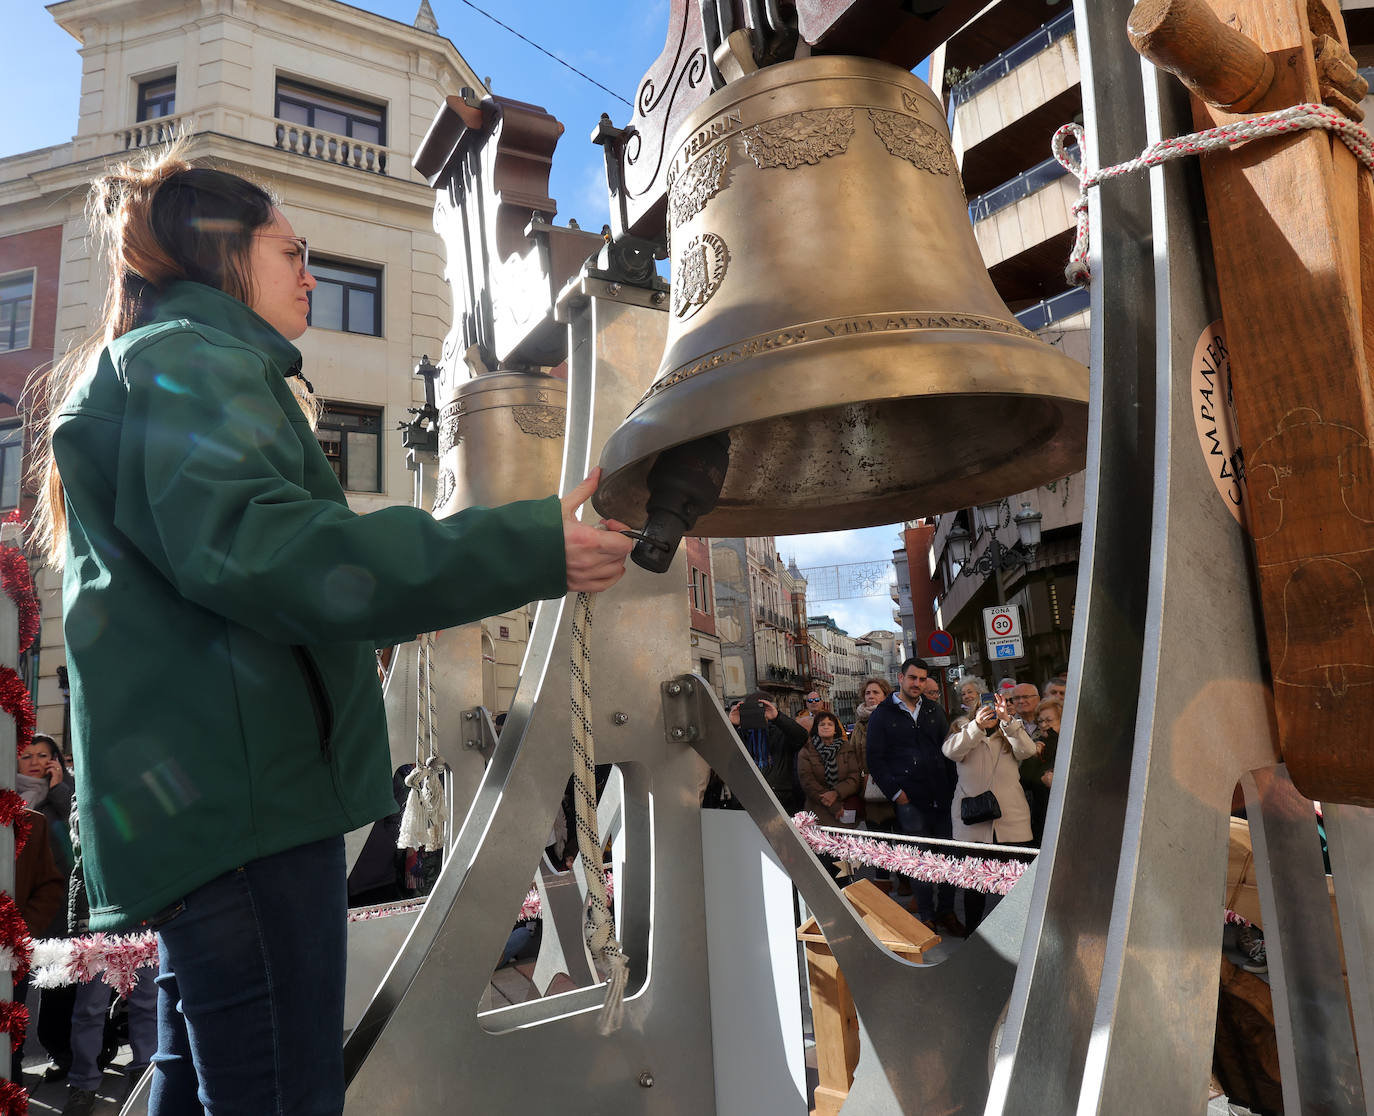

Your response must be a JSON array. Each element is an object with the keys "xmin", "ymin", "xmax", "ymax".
[{"xmin": 593, "ymin": 54, "xmax": 1089, "ymax": 548}]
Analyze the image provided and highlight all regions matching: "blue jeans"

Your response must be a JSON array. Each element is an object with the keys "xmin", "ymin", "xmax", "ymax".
[
  {"xmin": 70, "ymin": 966, "xmax": 157, "ymax": 1090},
  {"xmin": 894, "ymin": 801, "xmax": 954, "ymax": 921},
  {"xmin": 149, "ymin": 836, "xmax": 347, "ymax": 1116}
]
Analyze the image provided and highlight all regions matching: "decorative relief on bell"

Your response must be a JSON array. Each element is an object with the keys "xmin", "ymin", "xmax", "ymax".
[
  {"xmin": 433, "ymin": 467, "xmax": 455, "ymax": 512},
  {"xmin": 867, "ymin": 110, "xmax": 958, "ymax": 177},
  {"xmin": 739, "ymin": 108, "xmax": 855, "ymax": 170},
  {"xmin": 510, "ymin": 405, "xmax": 566, "ymax": 439},
  {"xmin": 667, "ymin": 143, "xmax": 730, "ymax": 228},
  {"xmin": 438, "ymin": 400, "xmax": 464, "ymax": 455},
  {"xmin": 672, "ymin": 232, "xmax": 730, "ymax": 318}
]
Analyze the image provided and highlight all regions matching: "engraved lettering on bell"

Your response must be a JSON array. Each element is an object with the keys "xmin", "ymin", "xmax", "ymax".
[
  {"xmin": 438, "ymin": 401, "xmax": 464, "ymax": 455},
  {"xmin": 739, "ymin": 108, "xmax": 855, "ymax": 170},
  {"xmin": 867, "ymin": 110, "xmax": 958, "ymax": 177},
  {"xmin": 636, "ymin": 312, "xmax": 1035, "ymax": 407},
  {"xmin": 433, "ymin": 467, "xmax": 455, "ymax": 512},
  {"xmin": 510, "ymin": 404, "xmax": 566, "ymax": 439},
  {"xmin": 668, "ymin": 143, "xmax": 730, "ymax": 228},
  {"xmin": 672, "ymin": 232, "xmax": 730, "ymax": 319}
]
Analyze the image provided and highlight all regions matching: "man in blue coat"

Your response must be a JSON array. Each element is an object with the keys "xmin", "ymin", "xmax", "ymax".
[{"xmin": 865, "ymin": 657, "xmax": 964, "ymax": 936}]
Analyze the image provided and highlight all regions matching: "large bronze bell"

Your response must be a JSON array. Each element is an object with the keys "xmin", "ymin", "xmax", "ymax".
[
  {"xmin": 432, "ymin": 372, "xmax": 566, "ymax": 518},
  {"xmin": 593, "ymin": 54, "xmax": 1089, "ymax": 546}
]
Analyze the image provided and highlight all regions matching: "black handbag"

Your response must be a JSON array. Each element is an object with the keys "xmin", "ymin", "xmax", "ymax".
[{"xmin": 960, "ymin": 789, "xmax": 1002, "ymax": 825}]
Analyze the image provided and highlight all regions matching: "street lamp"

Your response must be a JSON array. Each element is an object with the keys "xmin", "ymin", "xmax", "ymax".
[{"xmin": 951, "ymin": 499, "xmax": 1042, "ymax": 581}]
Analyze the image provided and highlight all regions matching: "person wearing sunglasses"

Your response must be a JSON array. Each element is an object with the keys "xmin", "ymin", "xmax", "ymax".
[{"xmin": 797, "ymin": 689, "xmax": 829, "ymax": 734}]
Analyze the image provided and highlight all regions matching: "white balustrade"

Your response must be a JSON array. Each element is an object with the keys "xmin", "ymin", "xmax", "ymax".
[
  {"xmin": 274, "ymin": 122, "xmax": 389, "ymax": 175},
  {"xmin": 117, "ymin": 113, "xmax": 189, "ymax": 151}
]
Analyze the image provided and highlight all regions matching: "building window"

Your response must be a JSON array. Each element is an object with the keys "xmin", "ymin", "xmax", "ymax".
[
  {"xmin": 691, "ymin": 567, "xmax": 712, "ymax": 614},
  {"xmin": 0, "ymin": 272, "xmax": 33, "ymax": 354},
  {"xmin": 276, "ymin": 79, "xmax": 385, "ymax": 145},
  {"xmin": 0, "ymin": 425, "xmax": 21, "ymax": 509},
  {"xmin": 308, "ymin": 259, "xmax": 382, "ymax": 336},
  {"xmin": 137, "ymin": 75, "xmax": 176, "ymax": 121},
  {"xmin": 316, "ymin": 403, "xmax": 382, "ymax": 492}
]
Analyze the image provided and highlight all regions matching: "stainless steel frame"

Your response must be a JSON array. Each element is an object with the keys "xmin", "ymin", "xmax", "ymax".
[{"xmin": 121, "ymin": 3, "xmax": 1374, "ymax": 1110}]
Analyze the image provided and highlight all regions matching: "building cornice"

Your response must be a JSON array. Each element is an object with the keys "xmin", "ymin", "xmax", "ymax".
[{"xmin": 47, "ymin": 0, "xmax": 483, "ymax": 90}]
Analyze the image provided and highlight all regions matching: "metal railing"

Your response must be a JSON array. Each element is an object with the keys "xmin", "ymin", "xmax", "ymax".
[
  {"xmin": 968, "ymin": 149, "xmax": 1075, "ymax": 224},
  {"xmin": 1015, "ymin": 286, "xmax": 1091, "ymax": 331},
  {"xmin": 947, "ymin": 8, "xmax": 1076, "ymax": 112}
]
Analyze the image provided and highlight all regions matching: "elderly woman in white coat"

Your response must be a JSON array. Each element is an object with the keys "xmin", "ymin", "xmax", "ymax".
[{"xmin": 942, "ymin": 692, "xmax": 1037, "ymax": 932}]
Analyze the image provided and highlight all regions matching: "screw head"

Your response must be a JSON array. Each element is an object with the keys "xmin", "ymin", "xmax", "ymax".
[
  {"xmin": 607, "ymin": 282, "xmax": 622, "ymax": 296},
  {"xmin": 463, "ymin": 711, "xmax": 477, "ymax": 721},
  {"xmin": 651, "ymin": 291, "xmax": 666, "ymax": 305},
  {"xmin": 638, "ymin": 1072, "xmax": 654, "ymax": 1088},
  {"xmin": 666, "ymin": 682, "xmax": 683, "ymax": 696},
  {"xmin": 669, "ymin": 726, "xmax": 686, "ymax": 740},
  {"xmin": 613, "ymin": 712, "xmax": 629, "ymax": 725}
]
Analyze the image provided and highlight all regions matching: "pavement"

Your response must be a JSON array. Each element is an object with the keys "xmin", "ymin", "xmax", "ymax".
[{"xmin": 17, "ymin": 1048, "xmax": 141, "ymax": 1116}]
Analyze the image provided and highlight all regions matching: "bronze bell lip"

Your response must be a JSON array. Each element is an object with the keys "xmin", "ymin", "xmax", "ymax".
[{"xmin": 593, "ymin": 54, "xmax": 1089, "ymax": 539}]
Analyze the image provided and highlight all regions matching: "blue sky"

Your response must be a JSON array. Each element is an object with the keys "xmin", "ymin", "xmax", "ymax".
[{"xmin": 3, "ymin": 0, "xmax": 909, "ymax": 635}]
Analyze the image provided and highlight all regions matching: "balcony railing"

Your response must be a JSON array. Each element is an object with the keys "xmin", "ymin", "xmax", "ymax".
[
  {"xmin": 1015, "ymin": 286, "xmax": 1092, "ymax": 332},
  {"xmin": 275, "ymin": 121, "xmax": 389, "ymax": 175},
  {"xmin": 118, "ymin": 113, "xmax": 190, "ymax": 151},
  {"xmin": 947, "ymin": 8, "xmax": 1076, "ymax": 112},
  {"xmin": 968, "ymin": 149, "xmax": 1075, "ymax": 224}
]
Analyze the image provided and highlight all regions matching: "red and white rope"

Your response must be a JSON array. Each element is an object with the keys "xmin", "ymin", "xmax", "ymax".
[{"xmin": 1055, "ymin": 101, "xmax": 1374, "ymax": 286}]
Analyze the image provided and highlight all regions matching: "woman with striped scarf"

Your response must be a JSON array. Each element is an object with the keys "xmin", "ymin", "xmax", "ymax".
[{"xmin": 798, "ymin": 713, "xmax": 865, "ymax": 828}]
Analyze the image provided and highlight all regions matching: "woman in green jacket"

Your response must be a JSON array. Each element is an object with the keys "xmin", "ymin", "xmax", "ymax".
[{"xmin": 31, "ymin": 147, "xmax": 633, "ymax": 1116}]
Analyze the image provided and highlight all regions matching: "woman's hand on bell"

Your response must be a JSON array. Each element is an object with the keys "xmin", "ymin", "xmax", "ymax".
[{"xmin": 561, "ymin": 469, "xmax": 635, "ymax": 593}]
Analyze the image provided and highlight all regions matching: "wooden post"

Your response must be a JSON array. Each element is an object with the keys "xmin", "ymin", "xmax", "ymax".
[
  {"xmin": 1130, "ymin": 0, "xmax": 1374, "ymax": 805},
  {"xmin": 796, "ymin": 878, "xmax": 939, "ymax": 1115}
]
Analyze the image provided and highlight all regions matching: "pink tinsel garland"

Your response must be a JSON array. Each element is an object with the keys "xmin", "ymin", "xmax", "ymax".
[
  {"xmin": 793, "ymin": 813, "xmax": 1031, "ymax": 895},
  {"xmin": 26, "ymin": 932, "xmax": 156, "ymax": 997}
]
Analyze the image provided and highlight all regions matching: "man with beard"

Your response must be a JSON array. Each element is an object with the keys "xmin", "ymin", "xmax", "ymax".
[{"xmin": 865, "ymin": 658, "xmax": 964, "ymax": 936}]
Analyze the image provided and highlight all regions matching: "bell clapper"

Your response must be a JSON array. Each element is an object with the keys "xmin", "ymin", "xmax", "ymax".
[{"xmin": 631, "ymin": 432, "xmax": 732, "ymax": 574}]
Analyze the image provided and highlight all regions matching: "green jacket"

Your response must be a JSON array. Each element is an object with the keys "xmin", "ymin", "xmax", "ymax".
[{"xmin": 53, "ymin": 282, "xmax": 566, "ymax": 930}]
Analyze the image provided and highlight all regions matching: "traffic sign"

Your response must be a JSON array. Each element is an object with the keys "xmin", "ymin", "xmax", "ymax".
[
  {"xmin": 927, "ymin": 629, "xmax": 954, "ymax": 656},
  {"xmin": 925, "ymin": 655, "xmax": 953, "ymax": 667},
  {"xmin": 982, "ymin": 605, "xmax": 1023, "ymax": 642},
  {"xmin": 990, "ymin": 637, "xmax": 1024, "ymax": 660},
  {"xmin": 946, "ymin": 667, "xmax": 962, "ymax": 682}
]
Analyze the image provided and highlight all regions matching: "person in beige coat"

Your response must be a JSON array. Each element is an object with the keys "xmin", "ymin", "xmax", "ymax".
[{"xmin": 943, "ymin": 692, "xmax": 1038, "ymax": 931}]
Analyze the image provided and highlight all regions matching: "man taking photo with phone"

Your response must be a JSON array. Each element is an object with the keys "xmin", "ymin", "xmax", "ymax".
[{"xmin": 728, "ymin": 693, "xmax": 808, "ymax": 814}]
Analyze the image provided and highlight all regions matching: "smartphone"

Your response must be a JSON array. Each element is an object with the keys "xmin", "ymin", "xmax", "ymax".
[
  {"xmin": 979, "ymin": 692, "xmax": 996, "ymax": 707},
  {"xmin": 739, "ymin": 699, "xmax": 767, "ymax": 730}
]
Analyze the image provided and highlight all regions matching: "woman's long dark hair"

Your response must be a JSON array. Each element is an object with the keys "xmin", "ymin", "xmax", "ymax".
[{"xmin": 28, "ymin": 142, "xmax": 306, "ymax": 568}]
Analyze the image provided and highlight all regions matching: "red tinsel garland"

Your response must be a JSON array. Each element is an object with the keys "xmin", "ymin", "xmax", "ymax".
[
  {"xmin": 0, "ymin": 792, "xmax": 29, "ymax": 857},
  {"xmin": 0, "ymin": 671, "xmax": 33, "ymax": 759},
  {"xmin": 0, "ymin": 894, "xmax": 32, "ymax": 985},
  {"xmin": 0, "ymin": 549, "xmax": 37, "ymax": 657},
  {"xmin": 0, "ymin": 1000, "xmax": 27, "ymax": 1054},
  {"xmin": 0, "ymin": 1077, "xmax": 25, "ymax": 1115}
]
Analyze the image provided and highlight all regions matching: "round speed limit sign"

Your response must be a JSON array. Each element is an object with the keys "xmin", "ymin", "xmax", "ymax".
[{"xmin": 991, "ymin": 613, "xmax": 1013, "ymax": 637}]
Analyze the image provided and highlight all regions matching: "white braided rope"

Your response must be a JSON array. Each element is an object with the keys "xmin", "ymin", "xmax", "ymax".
[
  {"xmin": 1055, "ymin": 101, "xmax": 1374, "ymax": 286},
  {"xmin": 570, "ymin": 590, "xmax": 629, "ymax": 1034},
  {"xmin": 399, "ymin": 630, "xmax": 446, "ymax": 852}
]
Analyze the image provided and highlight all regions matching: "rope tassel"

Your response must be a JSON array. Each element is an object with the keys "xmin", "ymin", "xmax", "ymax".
[{"xmin": 570, "ymin": 590, "xmax": 630, "ymax": 1035}]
